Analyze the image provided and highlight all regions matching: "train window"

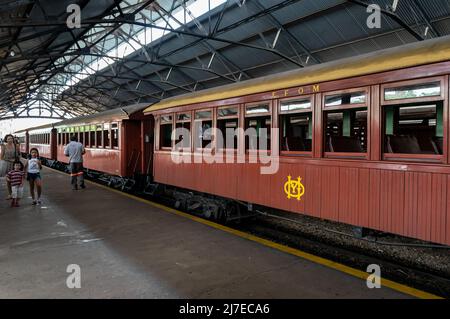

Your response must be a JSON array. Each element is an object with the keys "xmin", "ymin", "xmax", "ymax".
[
  {"xmin": 90, "ymin": 130, "xmax": 96, "ymax": 148},
  {"xmin": 245, "ymin": 103, "xmax": 271, "ymax": 151},
  {"xmin": 79, "ymin": 130, "xmax": 84, "ymax": 145},
  {"xmin": 195, "ymin": 110, "xmax": 212, "ymax": 120},
  {"xmin": 280, "ymin": 98, "xmax": 312, "ymax": 153},
  {"xmin": 246, "ymin": 104, "xmax": 270, "ymax": 115},
  {"xmin": 111, "ymin": 123, "xmax": 119, "ymax": 148},
  {"xmin": 103, "ymin": 123, "xmax": 110, "ymax": 148},
  {"xmin": 96, "ymin": 124, "xmax": 103, "ymax": 148},
  {"xmin": 194, "ymin": 110, "xmax": 212, "ymax": 149},
  {"xmin": 324, "ymin": 108, "xmax": 367, "ymax": 153},
  {"xmin": 175, "ymin": 113, "xmax": 191, "ymax": 149},
  {"xmin": 384, "ymin": 102, "xmax": 444, "ymax": 155},
  {"xmin": 384, "ymin": 82, "xmax": 441, "ymax": 101},
  {"xmin": 160, "ymin": 115, "xmax": 173, "ymax": 149},
  {"xmin": 83, "ymin": 132, "xmax": 88, "ymax": 147},
  {"xmin": 325, "ymin": 91, "xmax": 366, "ymax": 107},
  {"xmin": 177, "ymin": 113, "xmax": 191, "ymax": 121},
  {"xmin": 217, "ymin": 106, "xmax": 238, "ymax": 150},
  {"xmin": 218, "ymin": 106, "xmax": 238, "ymax": 118}
]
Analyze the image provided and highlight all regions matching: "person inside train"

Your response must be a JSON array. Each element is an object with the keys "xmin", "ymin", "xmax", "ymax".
[
  {"xmin": 64, "ymin": 135, "xmax": 86, "ymax": 190},
  {"xmin": 0, "ymin": 134, "xmax": 21, "ymax": 200},
  {"xmin": 26, "ymin": 148, "xmax": 43, "ymax": 205}
]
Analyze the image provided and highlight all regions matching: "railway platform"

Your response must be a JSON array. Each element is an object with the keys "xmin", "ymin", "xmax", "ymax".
[{"xmin": 0, "ymin": 168, "xmax": 416, "ymax": 298}]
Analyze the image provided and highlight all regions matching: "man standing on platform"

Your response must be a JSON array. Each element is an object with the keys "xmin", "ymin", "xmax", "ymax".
[{"xmin": 64, "ymin": 135, "xmax": 86, "ymax": 190}]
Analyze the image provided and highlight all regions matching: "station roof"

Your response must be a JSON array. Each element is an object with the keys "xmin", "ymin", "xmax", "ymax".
[{"xmin": 1, "ymin": 0, "xmax": 450, "ymax": 120}]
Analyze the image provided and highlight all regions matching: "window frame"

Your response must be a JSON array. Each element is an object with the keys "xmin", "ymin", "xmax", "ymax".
[
  {"xmin": 244, "ymin": 101, "xmax": 272, "ymax": 153},
  {"xmin": 194, "ymin": 108, "xmax": 213, "ymax": 152},
  {"xmin": 96, "ymin": 124, "xmax": 103, "ymax": 148},
  {"xmin": 381, "ymin": 76, "xmax": 445, "ymax": 106},
  {"xmin": 159, "ymin": 114, "xmax": 174, "ymax": 151},
  {"xmin": 89, "ymin": 125, "xmax": 96, "ymax": 148},
  {"xmin": 380, "ymin": 77, "xmax": 447, "ymax": 163},
  {"xmin": 322, "ymin": 87, "xmax": 370, "ymax": 159},
  {"xmin": 174, "ymin": 112, "xmax": 192, "ymax": 151},
  {"xmin": 111, "ymin": 122, "xmax": 119, "ymax": 149},
  {"xmin": 103, "ymin": 122, "xmax": 111, "ymax": 149},
  {"xmin": 216, "ymin": 105, "xmax": 240, "ymax": 151},
  {"xmin": 279, "ymin": 95, "xmax": 314, "ymax": 156}
]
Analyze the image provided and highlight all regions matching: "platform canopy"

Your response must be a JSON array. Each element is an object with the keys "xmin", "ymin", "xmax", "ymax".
[{"xmin": 1, "ymin": 0, "xmax": 450, "ymax": 119}]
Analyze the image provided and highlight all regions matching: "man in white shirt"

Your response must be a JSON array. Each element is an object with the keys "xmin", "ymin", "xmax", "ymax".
[{"xmin": 64, "ymin": 135, "xmax": 86, "ymax": 190}]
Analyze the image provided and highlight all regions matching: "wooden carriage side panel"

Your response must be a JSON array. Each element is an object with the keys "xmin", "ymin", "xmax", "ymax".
[
  {"xmin": 337, "ymin": 167, "xmax": 359, "ymax": 226},
  {"xmin": 368, "ymin": 169, "xmax": 381, "ymax": 231},
  {"xmin": 357, "ymin": 168, "xmax": 371, "ymax": 228},
  {"xmin": 417, "ymin": 172, "xmax": 433, "ymax": 242},
  {"xmin": 404, "ymin": 172, "xmax": 419, "ymax": 239},
  {"xmin": 291, "ymin": 163, "xmax": 307, "ymax": 215},
  {"xmin": 319, "ymin": 166, "xmax": 340, "ymax": 222},
  {"xmin": 447, "ymin": 175, "xmax": 450, "ymax": 245},
  {"xmin": 390, "ymin": 171, "xmax": 405, "ymax": 236},
  {"xmin": 305, "ymin": 165, "xmax": 322, "ymax": 219},
  {"xmin": 379, "ymin": 170, "xmax": 393, "ymax": 234},
  {"xmin": 430, "ymin": 173, "xmax": 447, "ymax": 244}
]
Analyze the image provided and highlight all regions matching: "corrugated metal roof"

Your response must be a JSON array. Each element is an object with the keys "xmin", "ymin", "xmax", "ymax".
[{"xmin": 2, "ymin": 0, "xmax": 450, "ymax": 119}]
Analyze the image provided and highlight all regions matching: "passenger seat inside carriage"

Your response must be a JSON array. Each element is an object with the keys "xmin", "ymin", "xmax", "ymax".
[
  {"xmin": 327, "ymin": 135, "xmax": 364, "ymax": 153},
  {"xmin": 386, "ymin": 135, "xmax": 442, "ymax": 154},
  {"xmin": 283, "ymin": 137, "xmax": 312, "ymax": 151}
]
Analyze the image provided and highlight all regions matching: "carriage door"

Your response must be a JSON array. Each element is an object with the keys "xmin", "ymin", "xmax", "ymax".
[{"xmin": 141, "ymin": 117, "xmax": 154, "ymax": 178}]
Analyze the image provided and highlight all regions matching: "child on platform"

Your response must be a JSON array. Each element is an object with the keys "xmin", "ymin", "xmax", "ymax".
[
  {"xmin": 6, "ymin": 161, "xmax": 25, "ymax": 207},
  {"xmin": 26, "ymin": 148, "xmax": 43, "ymax": 205}
]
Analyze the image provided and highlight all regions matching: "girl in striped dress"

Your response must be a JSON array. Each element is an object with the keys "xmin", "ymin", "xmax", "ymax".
[{"xmin": 6, "ymin": 161, "xmax": 25, "ymax": 207}]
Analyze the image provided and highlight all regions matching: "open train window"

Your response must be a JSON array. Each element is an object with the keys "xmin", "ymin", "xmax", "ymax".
[
  {"xmin": 103, "ymin": 123, "xmax": 111, "ymax": 148},
  {"xmin": 160, "ymin": 115, "xmax": 173, "ymax": 149},
  {"xmin": 383, "ymin": 102, "xmax": 444, "ymax": 157},
  {"xmin": 89, "ymin": 126, "xmax": 96, "ymax": 148},
  {"xmin": 194, "ymin": 110, "xmax": 213, "ymax": 149},
  {"xmin": 279, "ymin": 97, "xmax": 312, "ymax": 154},
  {"xmin": 245, "ymin": 103, "xmax": 271, "ymax": 151},
  {"xmin": 324, "ymin": 109, "xmax": 367, "ymax": 154},
  {"xmin": 84, "ymin": 126, "xmax": 90, "ymax": 147},
  {"xmin": 382, "ymin": 78, "xmax": 445, "ymax": 161},
  {"xmin": 323, "ymin": 89, "xmax": 368, "ymax": 156},
  {"xmin": 96, "ymin": 124, "xmax": 103, "ymax": 148},
  {"xmin": 217, "ymin": 106, "xmax": 238, "ymax": 150},
  {"xmin": 175, "ymin": 113, "xmax": 191, "ymax": 150},
  {"xmin": 79, "ymin": 128, "xmax": 84, "ymax": 145},
  {"xmin": 111, "ymin": 123, "xmax": 119, "ymax": 148}
]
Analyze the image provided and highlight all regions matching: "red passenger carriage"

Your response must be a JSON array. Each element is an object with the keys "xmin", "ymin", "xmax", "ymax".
[{"xmin": 144, "ymin": 36, "xmax": 450, "ymax": 246}]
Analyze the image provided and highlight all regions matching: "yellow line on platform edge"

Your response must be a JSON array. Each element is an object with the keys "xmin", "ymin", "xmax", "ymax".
[{"xmin": 46, "ymin": 167, "xmax": 443, "ymax": 299}]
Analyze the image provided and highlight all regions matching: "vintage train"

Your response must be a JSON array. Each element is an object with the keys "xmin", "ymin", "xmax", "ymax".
[{"xmin": 15, "ymin": 35, "xmax": 450, "ymax": 246}]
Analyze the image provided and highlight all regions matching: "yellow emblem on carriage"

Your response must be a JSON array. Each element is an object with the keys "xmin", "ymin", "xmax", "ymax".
[{"xmin": 284, "ymin": 175, "xmax": 305, "ymax": 201}]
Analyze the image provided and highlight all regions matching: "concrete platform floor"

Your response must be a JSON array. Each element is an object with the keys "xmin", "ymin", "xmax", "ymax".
[{"xmin": 0, "ymin": 168, "xmax": 412, "ymax": 298}]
